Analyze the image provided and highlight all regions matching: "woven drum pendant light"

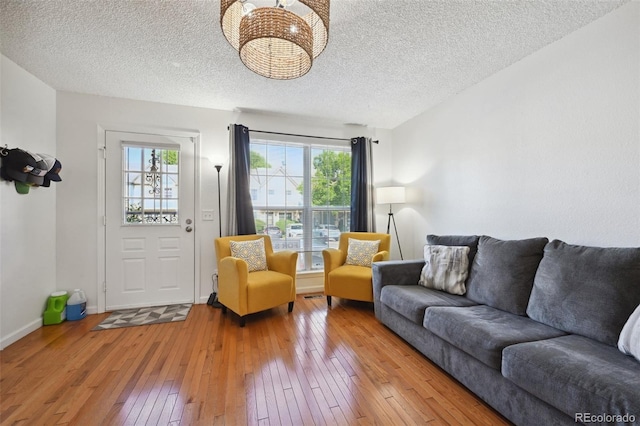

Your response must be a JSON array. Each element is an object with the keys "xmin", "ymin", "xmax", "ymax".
[{"xmin": 220, "ymin": 0, "xmax": 330, "ymax": 80}]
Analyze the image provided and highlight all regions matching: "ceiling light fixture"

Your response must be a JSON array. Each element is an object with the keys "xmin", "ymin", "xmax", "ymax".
[{"xmin": 220, "ymin": 0, "xmax": 330, "ymax": 80}]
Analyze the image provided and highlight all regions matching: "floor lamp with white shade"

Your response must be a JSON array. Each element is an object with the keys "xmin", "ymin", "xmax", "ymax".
[{"xmin": 376, "ymin": 186, "xmax": 405, "ymax": 260}]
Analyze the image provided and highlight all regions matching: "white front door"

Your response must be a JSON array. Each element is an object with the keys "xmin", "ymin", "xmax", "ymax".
[{"xmin": 105, "ymin": 131, "xmax": 195, "ymax": 310}]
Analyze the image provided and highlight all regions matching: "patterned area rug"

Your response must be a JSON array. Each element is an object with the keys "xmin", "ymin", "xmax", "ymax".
[{"xmin": 92, "ymin": 303, "xmax": 191, "ymax": 330}]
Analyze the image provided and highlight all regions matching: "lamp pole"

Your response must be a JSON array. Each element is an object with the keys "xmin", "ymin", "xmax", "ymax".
[
  {"xmin": 386, "ymin": 203, "xmax": 403, "ymax": 260},
  {"xmin": 215, "ymin": 164, "xmax": 222, "ymax": 237},
  {"xmin": 208, "ymin": 163, "xmax": 224, "ymax": 308},
  {"xmin": 377, "ymin": 186, "xmax": 406, "ymax": 261}
]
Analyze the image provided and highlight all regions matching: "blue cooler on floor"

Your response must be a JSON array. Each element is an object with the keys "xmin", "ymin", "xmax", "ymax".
[{"xmin": 67, "ymin": 289, "xmax": 87, "ymax": 321}]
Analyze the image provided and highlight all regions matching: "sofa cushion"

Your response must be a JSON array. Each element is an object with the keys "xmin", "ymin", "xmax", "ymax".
[
  {"xmin": 426, "ymin": 234, "xmax": 479, "ymax": 266},
  {"xmin": 380, "ymin": 285, "xmax": 476, "ymax": 325},
  {"xmin": 502, "ymin": 334, "xmax": 640, "ymax": 421},
  {"xmin": 466, "ymin": 236, "xmax": 548, "ymax": 315},
  {"xmin": 527, "ymin": 240, "xmax": 640, "ymax": 346},
  {"xmin": 424, "ymin": 305, "xmax": 566, "ymax": 370}
]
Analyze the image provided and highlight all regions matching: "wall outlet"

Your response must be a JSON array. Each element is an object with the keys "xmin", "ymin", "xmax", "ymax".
[{"xmin": 202, "ymin": 210, "xmax": 215, "ymax": 221}]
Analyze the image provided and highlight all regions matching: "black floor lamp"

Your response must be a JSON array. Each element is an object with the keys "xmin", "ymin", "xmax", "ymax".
[
  {"xmin": 208, "ymin": 163, "xmax": 224, "ymax": 308},
  {"xmin": 215, "ymin": 163, "xmax": 222, "ymax": 238},
  {"xmin": 376, "ymin": 186, "xmax": 406, "ymax": 260}
]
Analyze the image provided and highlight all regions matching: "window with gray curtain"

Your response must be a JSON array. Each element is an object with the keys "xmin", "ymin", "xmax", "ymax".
[{"xmin": 249, "ymin": 137, "xmax": 351, "ymax": 271}]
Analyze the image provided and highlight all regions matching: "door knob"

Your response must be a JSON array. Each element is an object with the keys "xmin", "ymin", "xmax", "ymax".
[{"xmin": 186, "ymin": 226, "xmax": 193, "ymax": 232}]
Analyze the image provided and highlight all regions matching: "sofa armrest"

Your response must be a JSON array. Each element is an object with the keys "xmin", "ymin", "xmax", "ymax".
[
  {"xmin": 372, "ymin": 260, "xmax": 424, "ymax": 288},
  {"xmin": 372, "ymin": 260, "xmax": 425, "ymax": 319}
]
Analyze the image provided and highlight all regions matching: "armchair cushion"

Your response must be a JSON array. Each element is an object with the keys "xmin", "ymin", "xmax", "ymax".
[
  {"xmin": 230, "ymin": 239, "xmax": 268, "ymax": 272},
  {"xmin": 328, "ymin": 265, "xmax": 375, "ymax": 302},
  {"xmin": 246, "ymin": 270, "xmax": 295, "ymax": 313},
  {"xmin": 346, "ymin": 238, "xmax": 381, "ymax": 267}
]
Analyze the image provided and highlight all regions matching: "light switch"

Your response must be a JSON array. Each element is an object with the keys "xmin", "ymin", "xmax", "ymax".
[{"xmin": 202, "ymin": 210, "xmax": 215, "ymax": 221}]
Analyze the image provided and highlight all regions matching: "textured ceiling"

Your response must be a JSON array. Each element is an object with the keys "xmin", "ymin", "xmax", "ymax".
[{"xmin": 0, "ymin": 0, "xmax": 629, "ymax": 129}]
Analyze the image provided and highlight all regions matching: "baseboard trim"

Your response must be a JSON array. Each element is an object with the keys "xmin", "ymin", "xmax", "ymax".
[
  {"xmin": 0, "ymin": 317, "xmax": 42, "ymax": 350},
  {"xmin": 296, "ymin": 285, "xmax": 325, "ymax": 295}
]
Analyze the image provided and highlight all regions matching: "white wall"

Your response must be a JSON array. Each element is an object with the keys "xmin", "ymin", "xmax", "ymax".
[
  {"xmin": 391, "ymin": 2, "xmax": 640, "ymax": 259},
  {"xmin": 56, "ymin": 93, "xmax": 392, "ymax": 310},
  {"xmin": 1, "ymin": 56, "xmax": 57, "ymax": 349}
]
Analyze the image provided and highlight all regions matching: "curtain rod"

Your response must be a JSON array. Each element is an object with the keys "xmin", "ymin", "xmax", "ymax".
[{"xmin": 227, "ymin": 126, "xmax": 379, "ymax": 144}]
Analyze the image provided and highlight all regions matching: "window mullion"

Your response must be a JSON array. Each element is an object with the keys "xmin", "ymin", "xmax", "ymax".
[{"xmin": 303, "ymin": 145, "xmax": 312, "ymax": 259}]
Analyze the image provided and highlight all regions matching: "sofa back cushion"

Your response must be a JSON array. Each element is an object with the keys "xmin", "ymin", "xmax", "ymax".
[
  {"xmin": 466, "ymin": 236, "xmax": 548, "ymax": 315},
  {"xmin": 527, "ymin": 240, "xmax": 640, "ymax": 346},
  {"xmin": 426, "ymin": 235, "xmax": 479, "ymax": 266}
]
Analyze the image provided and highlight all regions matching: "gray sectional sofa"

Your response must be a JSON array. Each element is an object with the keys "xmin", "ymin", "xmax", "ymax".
[{"xmin": 372, "ymin": 235, "xmax": 640, "ymax": 426}]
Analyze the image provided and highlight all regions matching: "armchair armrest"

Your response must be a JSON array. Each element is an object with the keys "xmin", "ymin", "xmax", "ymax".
[
  {"xmin": 322, "ymin": 248, "xmax": 344, "ymax": 275},
  {"xmin": 372, "ymin": 250, "xmax": 390, "ymax": 263},
  {"xmin": 218, "ymin": 256, "xmax": 250, "ymax": 315},
  {"xmin": 267, "ymin": 250, "xmax": 298, "ymax": 277}
]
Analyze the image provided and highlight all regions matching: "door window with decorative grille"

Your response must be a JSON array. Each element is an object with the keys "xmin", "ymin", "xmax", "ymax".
[{"xmin": 122, "ymin": 145, "xmax": 180, "ymax": 225}]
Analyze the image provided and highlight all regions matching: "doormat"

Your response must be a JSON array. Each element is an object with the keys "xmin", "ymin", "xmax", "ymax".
[{"xmin": 92, "ymin": 303, "xmax": 191, "ymax": 331}]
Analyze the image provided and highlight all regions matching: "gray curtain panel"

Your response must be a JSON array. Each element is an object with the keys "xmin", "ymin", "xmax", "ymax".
[
  {"xmin": 225, "ymin": 124, "xmax": 256, "ymax": 236},
  {"xmin": 350, "ymin": 137, "xmax": 375, "ymax": 232}
]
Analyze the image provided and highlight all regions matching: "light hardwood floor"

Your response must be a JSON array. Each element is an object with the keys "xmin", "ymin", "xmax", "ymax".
[{"xmin": 0, "ymin": 295, "xmax": 510, "ymax": 425}]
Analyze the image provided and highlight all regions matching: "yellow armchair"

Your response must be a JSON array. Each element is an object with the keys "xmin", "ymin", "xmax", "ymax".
[
  {"xmin": 215, "ymin": 235, "xmax": 298, "ymax": 326},
  {"xmin": 322, "ymin": 232, "xmax": 391, "ymax": 306}
]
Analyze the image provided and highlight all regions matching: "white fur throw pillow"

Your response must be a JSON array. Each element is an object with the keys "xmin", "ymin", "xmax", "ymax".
[
  {"xmin": 618, "ymin": 304, "xmax": 640, "ymax": 362},
  {"xmin": 419, "ymin": 245, "xmax": 470, "ymax": 295}
]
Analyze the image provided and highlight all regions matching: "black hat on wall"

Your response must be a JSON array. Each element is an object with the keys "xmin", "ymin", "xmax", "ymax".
[{"xmin": 1, "ymin": 149, "xmax": 37, "ymax": 182}]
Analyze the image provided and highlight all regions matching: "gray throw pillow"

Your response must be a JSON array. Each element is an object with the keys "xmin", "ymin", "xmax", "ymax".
[
  {"xmin": 426, "ymin": 235, "xmax": 480, "ymax": 266},
  {"xmin": 466, "ymin": 236, "xmax": 548, "ymax": 315},
  {"xmin": 418, "ymin": 245, "xmax": 470, "ymax": 295},
  {"xmin": 527, "ymin": 240, "xmax": 640, "ymax": 346}
]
